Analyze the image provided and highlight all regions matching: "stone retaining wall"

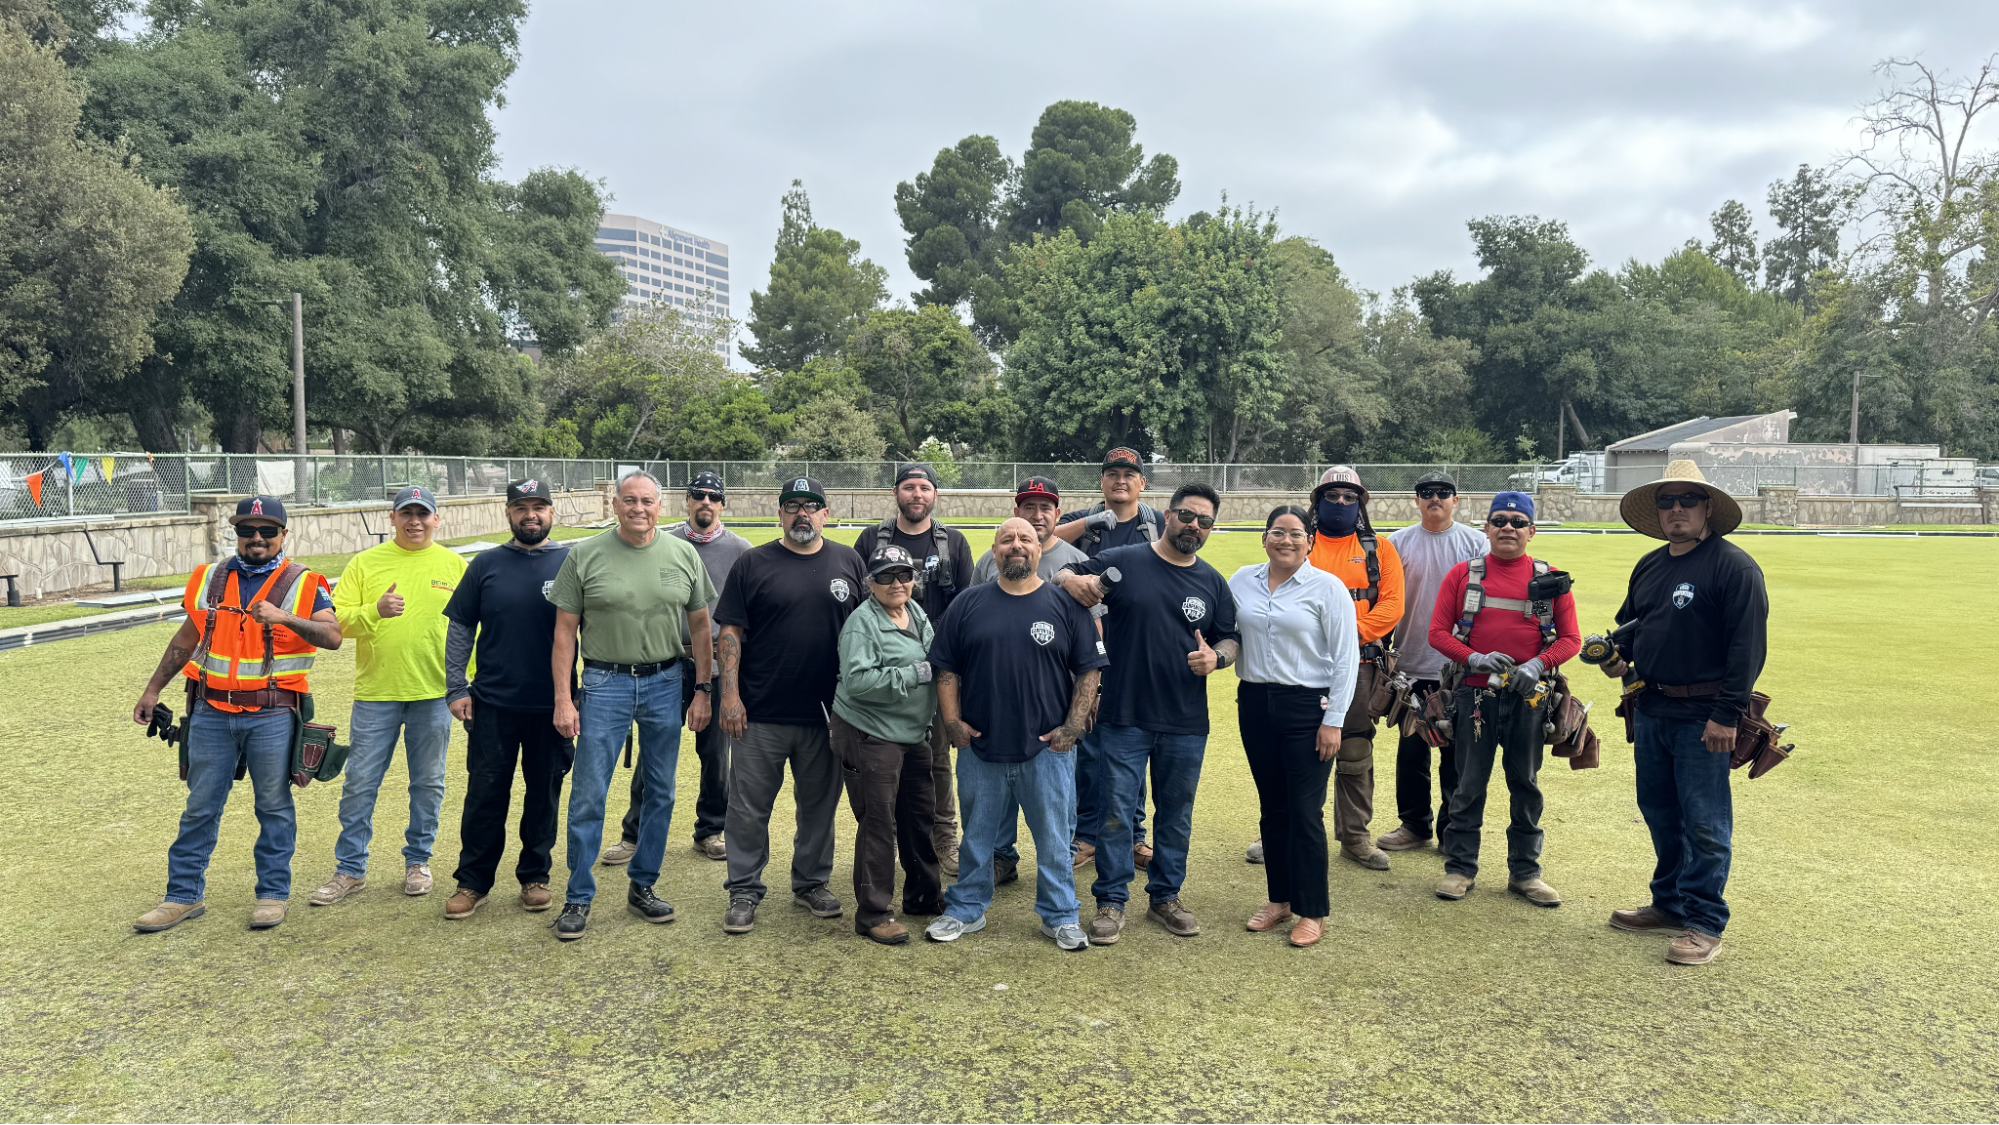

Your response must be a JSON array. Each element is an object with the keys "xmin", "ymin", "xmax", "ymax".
[{"xmin": 0, "ymin": 514, "xmax": 212, "ymax": 600}]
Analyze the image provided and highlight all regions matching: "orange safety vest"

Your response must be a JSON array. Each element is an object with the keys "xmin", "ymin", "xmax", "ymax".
[{"xmin": 180, "ymin": 560, "xmax": 330, "ymax": 711}]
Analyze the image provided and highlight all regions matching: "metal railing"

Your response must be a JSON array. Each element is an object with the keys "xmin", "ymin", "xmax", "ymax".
[{"xmin": 0, "ymin": 453, "xmax": 193, "ymax": 522}]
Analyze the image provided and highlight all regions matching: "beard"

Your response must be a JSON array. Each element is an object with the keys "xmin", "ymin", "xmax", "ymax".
[
  {"xmin": 999, "ymin": 555, "xmax": 1033, "ymax": 581},
  {"xmin": 897, "ymin": 498, "xmax": 932, "ymax": 524},
  {"xmin": 511, "ymin": 519, "xmax": 550, "ymax": 546},
  {"xmin": 786, "ymin": 521, "xmax": 820, "ymax": 545},
  {"xmin": 1170, "ymin": 529, "xmax": 1203, "ymax": 554},
  {"xmin": 690, "ymin": 509, "xmax": 717, "ymax": 529}
]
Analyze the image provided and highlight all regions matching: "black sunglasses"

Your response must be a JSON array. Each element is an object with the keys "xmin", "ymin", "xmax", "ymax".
[
  {"xmin": 871, "ymin": 569, "xmax": 915, "ymax": 585},
  {"xmin": 236, "ymin": 524, "xmax": 284, "ymax": 539},
  {"xmin": 1170, "ymin": 508, "xmax": 1216, "ymax": 529},
  {"xmin": 1655, "ymin": 492, "xmax": 1708, "ymax": 510},
  {"xmin": 1488, "ymin": 515, "xmax": 1532, "ymax": 530},
  {"xmin": 687, "ymin": 489, "xmax": 724, "ymax": 503},
  {"xmin": 1416, "ymin": 487, "xmax": 1456, "ymax": 500}
]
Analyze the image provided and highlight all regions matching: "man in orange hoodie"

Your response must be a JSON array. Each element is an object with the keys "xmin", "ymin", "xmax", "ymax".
[{"xmin": 1307, "ymin": 467, "xmax": 1404, "ymax": 869}]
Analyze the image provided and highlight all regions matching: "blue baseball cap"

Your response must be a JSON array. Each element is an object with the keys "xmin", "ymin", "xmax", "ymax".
[
  {"xmin": 230, "ymin": 495, "xmax": 288, "ymax": 526},
  {"xmin": 391, "ymin": 485, "xmax": 437, "ymax": 513},
  {"xmin": 1490, "ymin": 491, "xmax": 1536, "ymax": 521}
]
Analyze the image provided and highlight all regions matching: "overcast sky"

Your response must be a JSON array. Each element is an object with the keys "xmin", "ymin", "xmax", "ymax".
[{"xmin": 494, "ymin": 1, "xmax": 1999, "ymax": 331}]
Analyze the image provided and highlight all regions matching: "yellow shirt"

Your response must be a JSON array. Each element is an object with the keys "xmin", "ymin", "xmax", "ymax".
[{"xmin": 333, "ymin": 539, "xmax": 467, "ymax": 701}]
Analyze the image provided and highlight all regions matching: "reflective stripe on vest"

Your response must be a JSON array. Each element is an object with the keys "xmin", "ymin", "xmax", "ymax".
[{"xmin": 182, "ymin": 562, "xmax": 321, "ymax": 689}]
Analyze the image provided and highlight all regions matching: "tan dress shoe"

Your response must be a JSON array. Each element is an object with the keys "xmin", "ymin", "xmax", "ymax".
[
  {"xmin": 1508, "ymin": 878, "xmax": 1562, "ymax": 907},
  {"xmin": 403, "ymin": 864, "xmax": 433, "ymax": 896},
  {"xmin": 520, "ymin": 883, "xmax": 553, "ymax": 912},
  {"xmin": 1246, "ymin": 901, "xmax": 1294, "ymax": 932},
  {"xmin": 249, "ymin": 899, "xmax": 288, "ymax": 930},
  {"xmin": 309, "ymin": 873, "xmax": 364, "ymax": 906},
  {"xmin": 444, "ymin": 888, "xmax": 486, "ymax": 919},
  {"xmin": 134, "ymin": 900, "xmax": 205, "ymax": 932},
  {"xmin": 1288, "ymin": 917, "xmax": 1325, "ymax": 947},
  {"xmin": 1666, "ymin": 930, "xmax": 1724, "ymax": 965}
]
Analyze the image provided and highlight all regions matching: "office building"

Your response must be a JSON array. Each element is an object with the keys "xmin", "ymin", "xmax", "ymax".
[{"xmin": 595, "ymin": 213, "xmax": 732, "ymax": 356}]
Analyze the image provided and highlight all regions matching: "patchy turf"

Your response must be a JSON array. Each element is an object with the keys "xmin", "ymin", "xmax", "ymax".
[{"xmin": 0, "ymin": 529, "xmax": 1994, "ymax": 1121}]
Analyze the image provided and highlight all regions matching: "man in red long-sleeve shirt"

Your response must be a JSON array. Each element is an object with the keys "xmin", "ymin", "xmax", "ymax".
[{"xmin": 1427, "ymin": 491, "xmax": 1579, "ymax": 908}]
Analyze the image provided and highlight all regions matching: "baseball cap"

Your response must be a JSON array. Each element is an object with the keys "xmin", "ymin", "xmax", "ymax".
[
  {"xmin": 686, "ymin": 470, "xmax": 725, "ymax": 499},
  {"xmin": 894, "ymin": 464, "xmax": 936, "ymax": 487},
  {"xmin": 1101, "ymin": 447, "xmax": 1143, "ymax": 472},
  {"xmin": 229, "ymin": 495, "xmax": 288, "ymax": 527},
  {"xmin": 1014, "ymin": 476, "xmax": 1061, "ymax": 504},
  {"xmin": 507, "ymin": 478, "xmax": 550, "ymax": 505},
  {"xmin": 779, "ymin": 475, "xmax": 826, "ymax": 504},
  {"xmin": 391, "ymin": 485, "xmax": 437, "ymax": 513},
  {"xmin": 1311, "ymin": 465, "xmax": 1369, "ymax": 505},
  {"xmin": 1414, "ymin": 470, "xmax": 1457, "ymax": 492},
  {"xmin": 1490, "ymin": 491, "xmax": 1536, "ymax": 521},
  {"xmin": 867, "ymin": 543, "xmax": 921, "ymax": 579}
]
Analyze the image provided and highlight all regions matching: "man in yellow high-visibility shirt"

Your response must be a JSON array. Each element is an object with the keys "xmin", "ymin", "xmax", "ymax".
[{"xmin": 311, "ymin": 485, "xmax": 468, "ymax": 905}]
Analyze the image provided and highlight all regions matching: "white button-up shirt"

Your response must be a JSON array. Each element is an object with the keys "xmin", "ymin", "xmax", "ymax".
[{"xmin": 1228, "ymin": 561, "xmax": 1360, "ymax": 727}]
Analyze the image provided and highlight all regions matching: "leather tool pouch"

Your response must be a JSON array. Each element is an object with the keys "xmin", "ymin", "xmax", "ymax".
[
  {"xmin": 1729, "ymin": 691, "xmax": 1792, "ymax": 777},
  {"xmin": 1614, "ymin": 692, "xmax": 1636, "ymax": 744},
  {"xmin": 1545, "ymin": 674, "xmax": 1600, "ymax": 769},
  {"xmin": 289, "ymin": 695, "xmax": 350, "ymax": 788},
  {"xmin": 1365, "ymin": 650, "xmax": 1400, "ymax": 720},
  {"xmin": 1419, "ymin": 685, "xmax": 1453, "ymax": 748}
]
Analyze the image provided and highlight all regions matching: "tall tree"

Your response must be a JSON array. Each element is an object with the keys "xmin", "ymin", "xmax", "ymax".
[
  {"xmin": 1706, "ymin": 199, "xmax": 1761, "ymax": 287},
  {"xmin": 1008, "ymin": 101, "xmax": 1180, "ymax": 245},
  {"xmin": 1763, "ymin": 165, "xmax": 1846, "ymax": 305},
  {"xmin": 742, "ymin": 180, "xmax": 888, "ymax": 372},
  {"xmin": 0, "ymin": 14, "xmax": 192, "ymax": 449},
  {"xmin": 894, "ymin": 136, "xmax": 1013, "ymax": 310},
  {"xmin": 844, "ymin": 304, "xmax": 994, "ymax": 457}
]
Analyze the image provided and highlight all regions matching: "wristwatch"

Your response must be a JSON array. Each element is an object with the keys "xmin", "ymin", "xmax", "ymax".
[{"xmin": 693, "ymin": 681, "xmax": 713, "ymax": 695}]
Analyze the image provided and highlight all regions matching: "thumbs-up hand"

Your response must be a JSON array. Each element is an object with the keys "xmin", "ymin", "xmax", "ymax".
[
  {"xmin": 377, "ymin": 581, "xmax": 405, "ymax": 619},
  {"xmin": 1187, "ymin": 629, "xmax": 1219, "ymax": 676}
]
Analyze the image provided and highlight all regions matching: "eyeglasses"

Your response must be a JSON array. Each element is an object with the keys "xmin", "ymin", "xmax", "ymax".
[
  {"xmin": 236, "ymin": 525, "xmax": 283, "ymax": 539},
  {"xmin": 1263, "ymin": 528, "xmax": 1309, "ymax": 541},
  {"xmin": 871, "ymin": 569, "xmax": 915, "ymax": 586},
  {"xmin": 1416, "ymin": 487, "xmax": 1456, "ymax": 500},
  {"xmin": 1655, "ymin": 492, "xmax": 1708, "ymax": 511},
  {"xmin": 780, "ymin": 500, "xmax": 825, "ymax": 515},
  {"xmin": 1171, "ymin": 508, "xmax": 1216, "ymax": 529},
  {"xmin": 1488, "ymin": 515, "xmax": 1532, "ymax": 530},
  {"xmin": 687, "ymin": 490, "xmax": 724, "ymax": 503}
]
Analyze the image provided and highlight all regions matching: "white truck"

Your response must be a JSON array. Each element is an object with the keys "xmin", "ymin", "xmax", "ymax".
[{"xmin": 1509, "ymin": 452, "xmax": 1605, "ymax": 493}]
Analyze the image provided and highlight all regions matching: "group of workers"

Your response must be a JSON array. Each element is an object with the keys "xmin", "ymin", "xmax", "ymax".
[{"xmin": 129, "ymin": 448, "xmax": 1768, "ymax": 966}]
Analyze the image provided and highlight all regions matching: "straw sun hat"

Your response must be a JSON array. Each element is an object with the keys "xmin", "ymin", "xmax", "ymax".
[{"xmin": 1619, "ymin": 459, "xmax": 1743, "ymax": 540}]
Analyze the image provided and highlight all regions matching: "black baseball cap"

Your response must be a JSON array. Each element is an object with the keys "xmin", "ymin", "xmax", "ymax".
[
  {"xmin": 1101, "ymin": 447, "xmax": 1143, "ymax": 472},
  {"xmin": 507, "ymin": 478, "xmax": 551, "ymax": 505},
  {"xmin": 779, "ymin": 475, "xmax": 826, "ymax": 504},
  {"xmin": 1414, "ymin": 471, "xmax": 1457, "ymax": 493},
  {"xmin": 229, "ymin": 495, "xmax": 288, "ymax": 527},
  {"xmin": 1014, "ymin": 476, "xmax": 1060, "ymax": 504},
  {"xmin": 894, "ymin": 464, "xmax": 936, "ymax": 487},
  {"xmin": 867, "ymin": 544, "xmax": 920, "ymax": 579},
  {"xmin": 687, "ymin": 470, "xmax": 725, "ymax": 499}
]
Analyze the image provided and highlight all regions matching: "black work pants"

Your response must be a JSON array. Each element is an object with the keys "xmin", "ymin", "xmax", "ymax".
[
  {"xmin": 1238, "ymin": 681, "xmax": 1335, "ymax": 919},
  {"xmin": 620, "ymin": 660, "xmax": 729, "ymax": 845},
  {"xmin": 1393, "ymin": 679, "xmax": 1459, "ymax": 839},
  {"xmin": 451, "ymin": 701, "xmax": 573, "ymax": 893},
  {"xmin": 829, "ymin": 713, "xmax": 943, "ymax": 928},
  {"xmin": 1441, "ymin": 686, "xmax": 1545, "ymax": 882}
]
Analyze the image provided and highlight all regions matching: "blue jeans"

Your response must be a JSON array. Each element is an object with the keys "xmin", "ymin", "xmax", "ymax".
[
  {"xmin": 1090, "ymin": 723, "xmax": 1206, "ymax": 906},
  {"xmin": 166, "ymin": 701, "xmax": 297, "ymax": 903},
  {"xmin": 565, "ymin": 666, "xmax": 683, "ymax": 904},
  {"xmin": 945, "ymin": 749, "xmax": 1079, "ymax": 927},
  {"xmin": 1071, "ymin": 727, "xmax": 1146, "ymax": 853},
  {"xmin": 1634, "ymin": 710, "xmax": 1734, "ymax": 936},
  {"xmin": 334, "ymin": 698, "xmax": 451, "ymax": 878}
]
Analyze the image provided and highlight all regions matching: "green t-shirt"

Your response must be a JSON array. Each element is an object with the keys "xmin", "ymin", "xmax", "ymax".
[
  {"xmin": 331, "ymin": 539, "xmax": 468, "ymax": 701},
  {"xmin": 550, "ymin": 528, "xmax": 716, "ymax": 664}
]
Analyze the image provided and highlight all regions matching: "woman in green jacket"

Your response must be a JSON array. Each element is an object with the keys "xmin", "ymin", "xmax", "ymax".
[{"xmin": 832, "ymin": 544, "xmax": 944, "ymax": 944}]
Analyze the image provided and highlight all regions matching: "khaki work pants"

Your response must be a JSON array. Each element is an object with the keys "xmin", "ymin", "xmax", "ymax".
[{"xmin": 1332, "ymin": 662, "xmax": 1378, "ymax": 852}]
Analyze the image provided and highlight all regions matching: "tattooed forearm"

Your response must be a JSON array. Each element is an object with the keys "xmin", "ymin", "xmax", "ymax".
[
  {"xmin": 1212, "ymin": 639, "xmax": 1239, "ymax": 670},
  {"xmin": 718, "ymin": 628, "xmax": 742, "ymax": 697},
  {"xmin": 147, "ymin": 642, "xmax": 193, "ymax": 692},
  {"xmin": 285, "ymin": 614, "xmax": 344, "ymax": 651},
  {"xmin": 1060, "ymin": 669, "xmax": 1100, "ymax": 739}
]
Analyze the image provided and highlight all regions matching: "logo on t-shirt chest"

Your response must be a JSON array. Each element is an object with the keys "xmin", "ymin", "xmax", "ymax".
[
  {"xmin": 1029, "ymin": 621, "xmax": 1054, "ymax": 646},
  {"xmin": 830, "ymin": 578, "xmax": 851, "ymax": 603},
  {"xmin": 541, "ymin": 580, "xmax": 554, "ymax": 599},
  {"xmin": 1181, "ymin": 596, "xmax": 1207, "ymax": 622},
  {"xmin": 1672, "ymin": 582, "xmax": 1696, "ymax": 609}
]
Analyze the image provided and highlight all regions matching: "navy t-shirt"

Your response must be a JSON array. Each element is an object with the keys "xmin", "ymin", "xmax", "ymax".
[
  {"xmin": 1073, "ymin": 543, "xmax": 1240, "ymax": 735},
  {"xmin": 928, "ymin": 581, "xmax": 1108, "ymax": 764},
  {"xmin": 1057, "ymin": 506, "xmax": 1166, "ymax": 557},
  {"xmin": 714, "ymin": 539, "xmax": 869, "ymax": 726},
  {"xmin": 442, "ymin": 542, "xmax": 570, "ymax": 711}
]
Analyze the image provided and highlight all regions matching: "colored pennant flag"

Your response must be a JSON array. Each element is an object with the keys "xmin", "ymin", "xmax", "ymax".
[
  {"xmin": 70, "ymin": 457, "xmax": 86, "ymax": 483},
  {"xmin": 26, "ymin": 470, "xmax": 43, "ymax": 508},
  {"xmin": 101, "ymin": 456, "xmax": 116, "ymax": 482},
  {"xmin": 57, "ymin": 452, "xmax": 72, "ymax": 482}
]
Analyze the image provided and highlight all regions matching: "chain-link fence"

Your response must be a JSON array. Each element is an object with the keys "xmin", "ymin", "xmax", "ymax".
[{"xmin": 1, "ymin": 453, "xmax": 192, "ymax": 522}]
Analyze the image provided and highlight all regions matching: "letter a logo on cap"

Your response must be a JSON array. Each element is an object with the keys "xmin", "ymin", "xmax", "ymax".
[
  {"xmin": 523, "ymin": 479, "xmax": 539, "ymax": 494},
  {"xmin": 250, "ymin": 499, "xmax": 264, "ymax": 515}
]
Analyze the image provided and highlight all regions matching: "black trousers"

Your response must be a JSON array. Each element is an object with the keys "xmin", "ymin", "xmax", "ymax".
[
  {"xmin": 1441, "ymin": 686, "xmax": 1545, "ymax": 882},
  {"xmin": 829, "ymin": 713, "xmax": 943, "ymax": 928},
  {"xmin": 620, "ymin": 660, "xmax": 730, "ymax": 845},
  {"xmin": 451, "ymin": 701, "xmax": 573, "ymax": 893},
  {"xmin": 1393, "ymin": 679, "xmax": 1460, "ymax": 839},
  {"xmin": 1238, "ymin": 680, "xmax": 1335, "ymax": 918}
]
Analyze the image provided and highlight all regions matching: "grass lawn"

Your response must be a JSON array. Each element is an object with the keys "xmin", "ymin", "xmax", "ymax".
[{"xmin": 1, "ymin": 526, "xmax": 1995, "ymax": 1121}]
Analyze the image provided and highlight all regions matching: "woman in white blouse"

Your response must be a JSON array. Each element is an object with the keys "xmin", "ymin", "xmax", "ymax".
[{"xmin": 1227, "ymin": 505, "xmax": 1360, "ymax": 947}]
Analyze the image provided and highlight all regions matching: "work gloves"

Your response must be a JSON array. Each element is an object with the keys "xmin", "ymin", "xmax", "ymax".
[
  {"xmin": 1466, "ymin": 652, "xmax": 1515, "ymax": 675},
  {"xmin": 1083, "ymin": 509, "xmax": 1118, "ymax": 533},
  {"xmin": 1509, "ymin": 657, "xmax": 1546, "ymax": 697}
]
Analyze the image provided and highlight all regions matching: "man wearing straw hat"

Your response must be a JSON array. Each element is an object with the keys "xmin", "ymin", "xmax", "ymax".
[{"xmin": 1598, "ymin": 460, "xmax": 1768, "ymax": 966}]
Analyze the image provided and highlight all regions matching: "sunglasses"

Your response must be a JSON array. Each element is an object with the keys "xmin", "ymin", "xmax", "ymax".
[
  {"xmin": 1488, "ymin": 515, "xmax": 1532, "ymax": 530},
  {"xmin": 1416, "ymin": 487, "xmax": 1456, "ymax": 500},
  {"xmin": 687, "ymin": 490, "xmax": 724, "ymax": 503},
  {"xmin": 780, "ymin": 500, "xmax": 825, "ymax": 514},
  {"xmin": 1320, "ymin": 491, "xmax": 1359, "ymax": 505},
  {"xmin": 236, "ymin": 524, "xmax": 284, "ymax": 539},
  {"xmin": 871, "ymin": 569, "xmax": 915, "ymax": 585},
  {"xmin": 1655, "ymin": 492, "xmax": 1708, "ymax": 511},
  {"xmin": 1171, "ymin": 508, "xmax": 1216, "ymax": 529}
]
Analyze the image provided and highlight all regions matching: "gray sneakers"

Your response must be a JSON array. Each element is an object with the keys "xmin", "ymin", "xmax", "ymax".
[
  {"xmin": 925, "ymin": 914, "xmax": 986, "ymax": 942},
  {"xmin": 1041, "ymin": 920, "xmax": 1089, "ymax": 951}
]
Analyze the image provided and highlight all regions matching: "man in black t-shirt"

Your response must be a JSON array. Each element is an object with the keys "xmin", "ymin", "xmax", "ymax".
[
  {"xmin": 441, "ymin": 480, "xmax": 573, "ymax": 918},
  {"xmin": 853, "ymin": 464, "xmax": 975, "ymax": 876},
  {"xmin": 715, "ymin": 476, "xmax": 869, "ymax": 935},
  {"xmin": 1062, "ymin": 483, "xmax": 1240, "ymax": 945},
  {"xmin": 924, "ymin": 519, "xmax": 1107, "ymax": 952}
]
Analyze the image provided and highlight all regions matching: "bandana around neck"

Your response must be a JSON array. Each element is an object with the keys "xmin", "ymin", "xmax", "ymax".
[{"xmin": 683, "ymin": 522, "xmax": 724, "ymax": 544}]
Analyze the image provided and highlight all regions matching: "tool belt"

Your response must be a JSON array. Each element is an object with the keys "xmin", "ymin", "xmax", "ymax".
[
  {"xmin": 1541, "ymin": 671, "xmax": 1600, "ymax": 770},
  {"xmin": 1729, "ymin": 691, "xmax": 1793, "ymax": 778},
  {"xmin": 1363, "ymin": 645, "xmax": 1400, "ymax": 721},
  {"xmin": 200, "ymin": 685, "xmax": 302, "ymax": 710},
  {"xmin": 1652, "ymin": 681, "xmax": 1723, "ymax": 699}
]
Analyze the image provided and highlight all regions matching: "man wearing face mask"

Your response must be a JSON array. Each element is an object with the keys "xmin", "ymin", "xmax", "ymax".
[{"xmin": 1299, "ymin": 467, "xmax": 1404, "ymax": 871}]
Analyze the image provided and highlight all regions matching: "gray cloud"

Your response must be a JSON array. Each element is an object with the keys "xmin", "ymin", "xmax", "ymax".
[{"xmin": 494, "ymin": 0, "xmax": 1999, "ymax": 328}]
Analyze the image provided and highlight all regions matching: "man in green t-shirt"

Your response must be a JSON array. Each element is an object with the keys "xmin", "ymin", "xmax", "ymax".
[
  {"xmin": 546, "ymin": 471, "xmax": 716, "ymax": 942},
  {"xmin": 311, "ymin": 485, "xmax": 468, "ymax": 906}
]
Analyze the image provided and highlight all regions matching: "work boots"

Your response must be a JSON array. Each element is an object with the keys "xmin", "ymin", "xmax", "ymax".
[
  {"xmin": 1508, "ymin": 878, "xmax": 1562, "ymax": 908},
  {"xmin": 1667, "ymin": 930, "xmax": 1724, "ymax": 965},
  {"xmin": 134, "ymin": 901, "xmax": 205, "ymax": 933},
  {"xmin": 249, "ymin": 899, "xmax": 288, "ymax": 930}
]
